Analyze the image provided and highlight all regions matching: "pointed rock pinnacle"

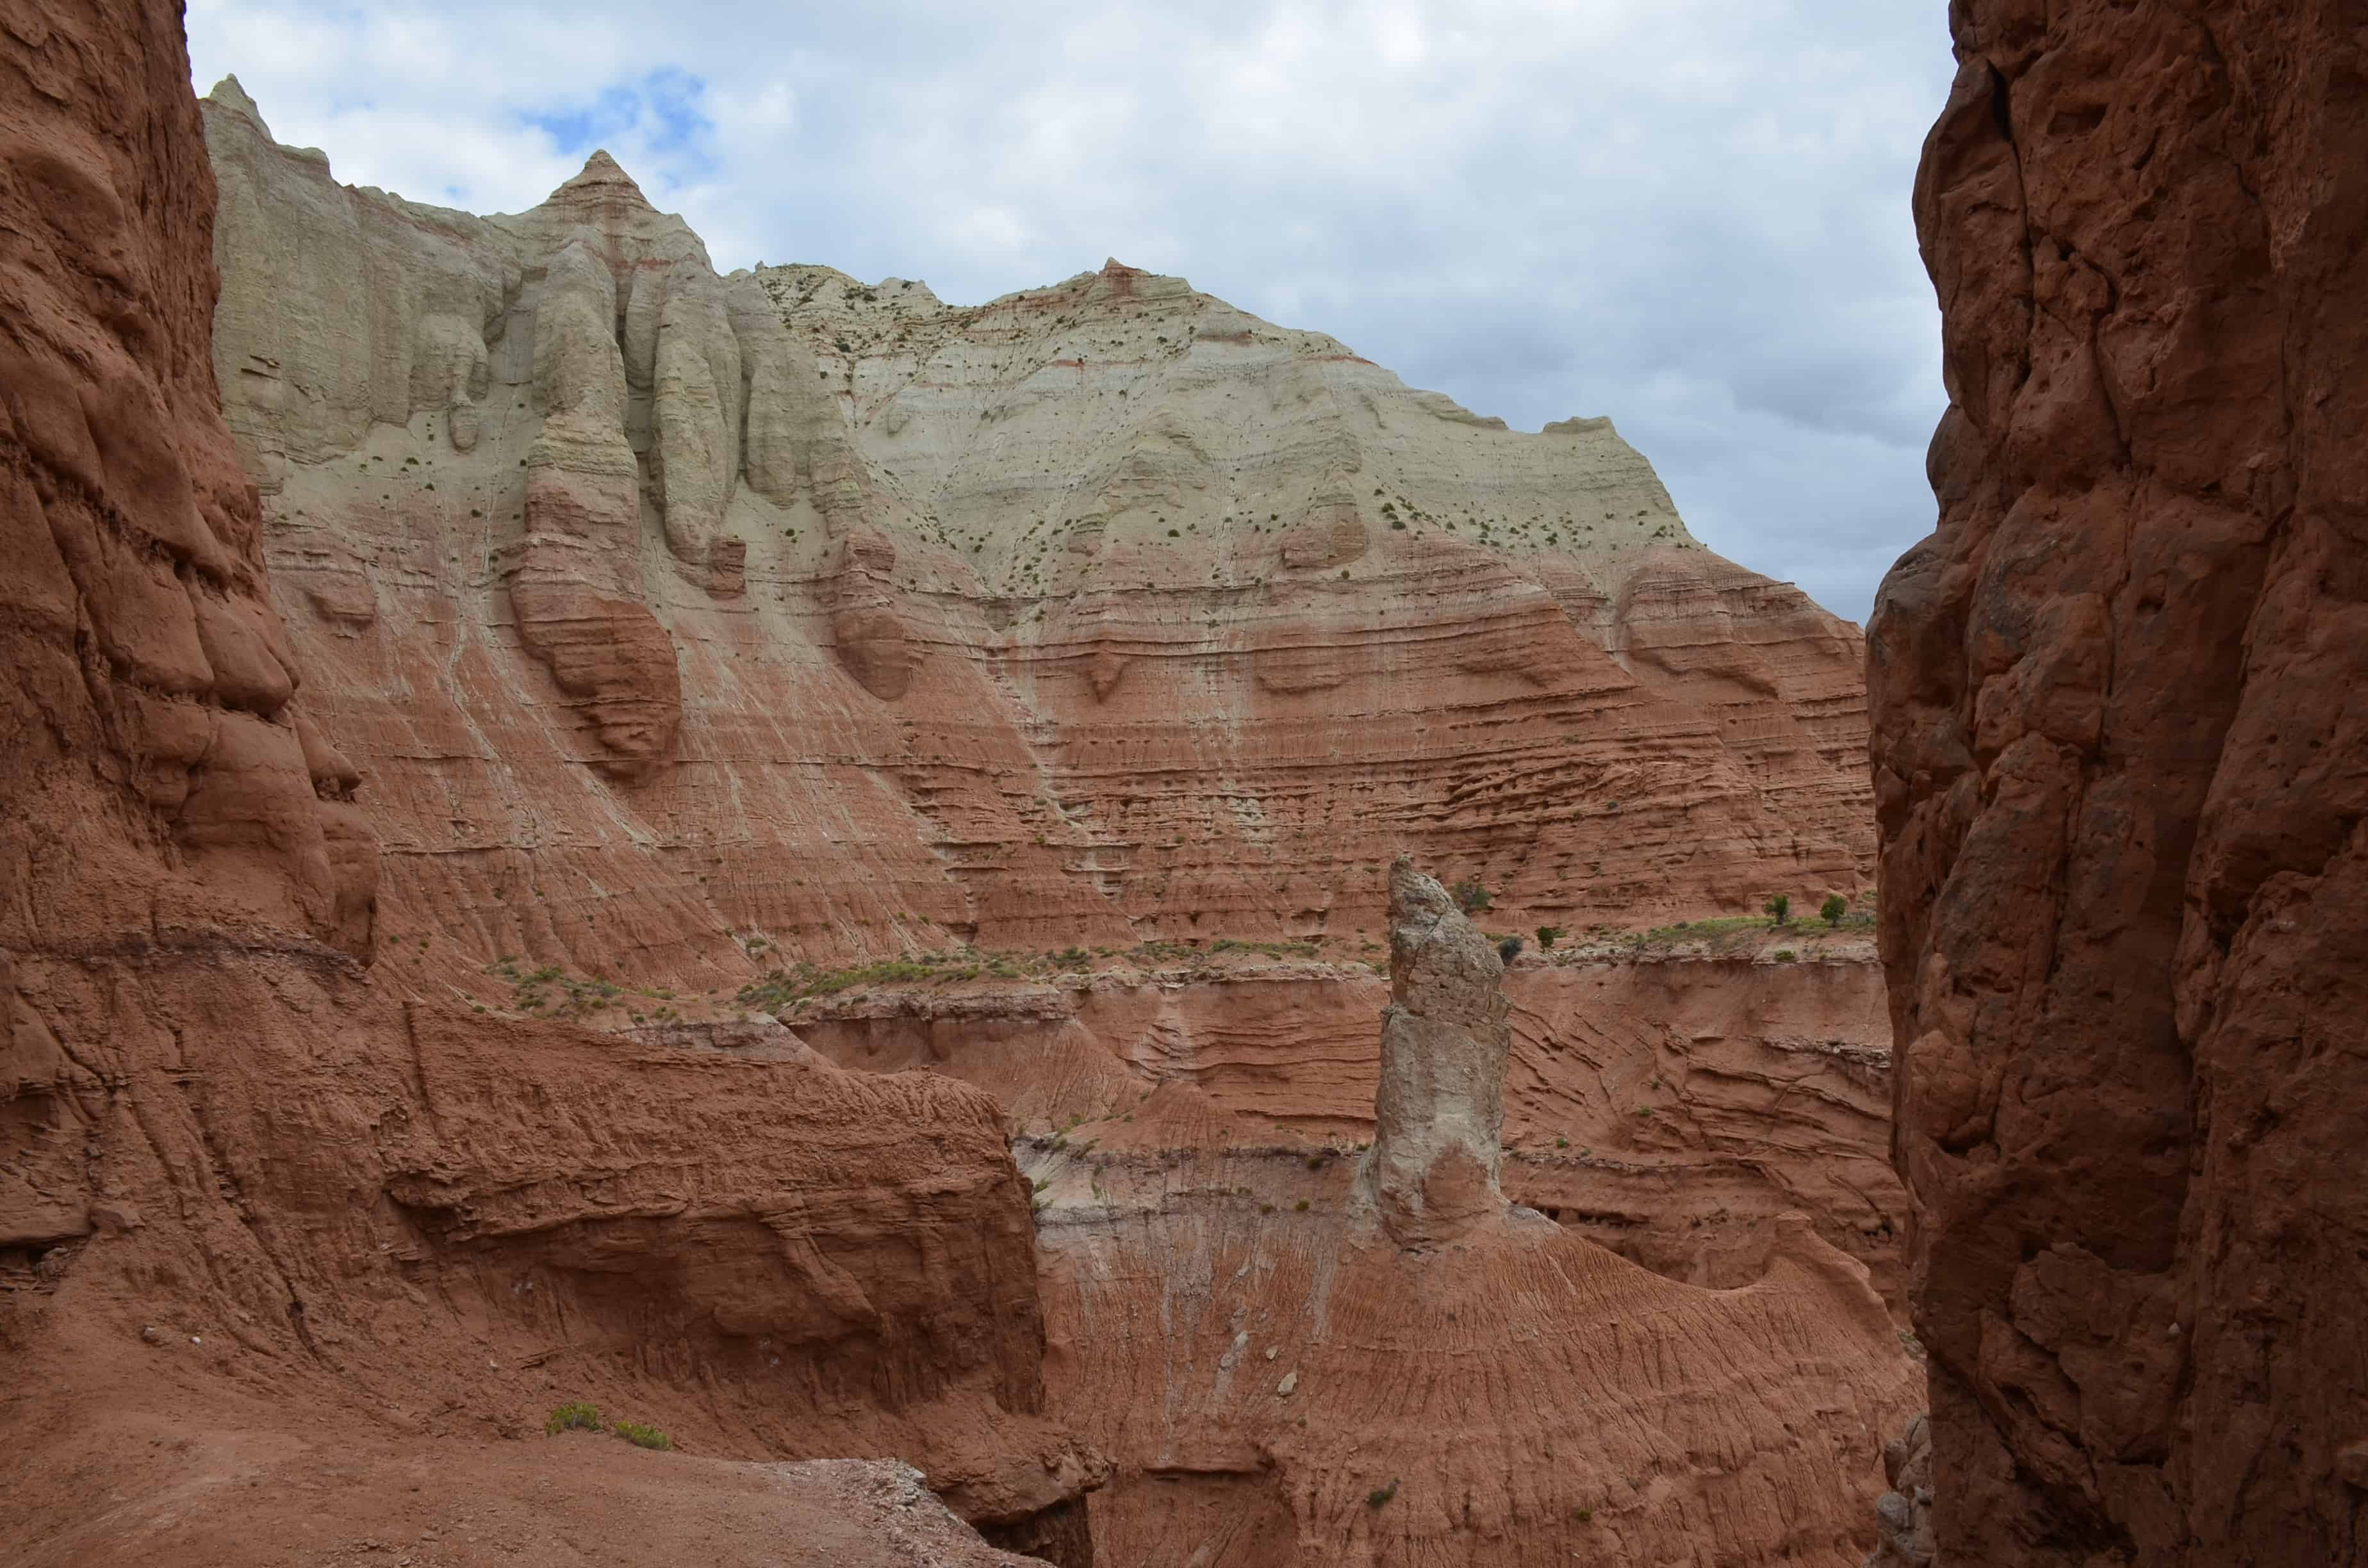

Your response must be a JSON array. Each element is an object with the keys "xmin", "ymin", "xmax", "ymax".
[{"xmin": 1359, "ymin": 857, "xmax": 1511, "ymax": 1248}]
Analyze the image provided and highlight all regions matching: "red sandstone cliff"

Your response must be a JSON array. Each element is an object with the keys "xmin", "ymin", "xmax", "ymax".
[
  {"xmin": 0, "ymin": 5, "xmax": 1091, "ymax": 1561},
  {"xmin": 1873, "ymin": 3, "xmax": 2368, "ymax": 1562}
]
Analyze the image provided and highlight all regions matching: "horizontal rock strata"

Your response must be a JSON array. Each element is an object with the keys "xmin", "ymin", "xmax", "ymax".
[{"xmin": 199, "ymin": 86, "xmax": 1876, "ymax": 993}]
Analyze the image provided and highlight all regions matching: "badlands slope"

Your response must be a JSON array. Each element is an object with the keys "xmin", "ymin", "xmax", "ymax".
[
  {"xmin": 201, "ymin": 79, "xmax": 1874, "ymax": 993},
  {"xmin": 198, "ymin": 78, "xmax": 1904, "ymax": 1305},
  {"xmin": 173, "ymin": 78, "xmax": 1922, "ymax": 1566}
]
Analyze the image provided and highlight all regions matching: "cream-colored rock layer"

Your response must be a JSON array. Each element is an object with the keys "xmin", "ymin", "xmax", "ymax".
[{"xmin": 201, "ymin": 85, "xmax": 1873, "ymax": 988}]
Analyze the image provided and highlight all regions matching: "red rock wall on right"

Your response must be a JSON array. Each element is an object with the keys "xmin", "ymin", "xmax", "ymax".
[{"xmin": 1871, "ymin": 4, "xmax": 2368, "ymax": 1562}]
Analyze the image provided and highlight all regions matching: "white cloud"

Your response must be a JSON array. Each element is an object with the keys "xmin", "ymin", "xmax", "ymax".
[{"xmin": 184, "ymin": 0, "xmax": 1955, "ymax": 624}]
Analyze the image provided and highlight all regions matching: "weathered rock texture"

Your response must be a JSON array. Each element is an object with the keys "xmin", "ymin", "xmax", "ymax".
[
  {"xmin": 198, "ymin": 87, "xmax": 1877, "ymax": 993},
  {"xmin": 784, "ymin": 936, "xmax": 1907, "ymax": 1314},
  {"xmin": 1862, "ymin": 1414, "xmax": 1936, "ymax": 1568},
  {"xmin": 0, "ymin": 6, "xmax": 1090, "ymax": 1562},
  {"xmin": 1016, "ymin": 863, "xmax": 1920, "ymax": 1565},
  {"xmin": 1872, "ymin": 3, "xmax": 2368, "ymax": 1562},
  {"xmin": 1361, "ymin": 860, "xmax": 1513, "ymax": 1245}
]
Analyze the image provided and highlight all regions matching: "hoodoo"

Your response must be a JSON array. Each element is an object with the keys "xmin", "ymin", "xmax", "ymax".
[
  {"xmin": 1361, "ymin": 858, "xmax": 1513, "ymax": 1246},
  {"xmin": 1028, "ymin": 862, "xmax": 1921, "ymax": 1566}
]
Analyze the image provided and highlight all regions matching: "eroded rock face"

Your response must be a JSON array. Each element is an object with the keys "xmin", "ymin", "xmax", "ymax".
[
  {"xmin": 1362, "ymin": 859, "xmax": 1512, "ymax": 1246},
  {"xmin": 0, "ymin": 10, "xmax": 1094, "ymax": 1562},
  {"xmin": 0, "ymin": 4, "xmax": 374, "ymax": 963},
  {"xmin": 1017, "ymin": 864, "xmax": 1919, "ymax": 1565},
  {"xmin": 199, "ymin": 95, "xmax": 1877, "ymax": 988},
  {"xmin": 1872, "ymin": 4, "xmax": 2368, "ymax": 1562}
]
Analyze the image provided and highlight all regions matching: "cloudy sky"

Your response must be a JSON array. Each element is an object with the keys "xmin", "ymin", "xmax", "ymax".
[{"xmin": 185, "ymin": 1, "xmax": 1956, "ymax": 625}]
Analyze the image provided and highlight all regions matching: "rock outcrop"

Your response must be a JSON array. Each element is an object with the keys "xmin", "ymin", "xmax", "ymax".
[
  {"xmin": 1022, "ymin": 862, "xmax": 1920, "ymax": 1566},
  {"xmin": 1361, "ymin": 859, "xmax": 1514, "ymax": 1245},
  {"xmin": 197, "ymin": 88, "xmax": 1877, "ymax": 992},
  {"xmin": 1862, "ymin": 1414, "xmax": 1936, "ymax": 1568},
  {"xmin": 777, "ymin": 933, "xmax": 1907, "ymax": 1312},
  {"xmin": 1872, "ymin": 3, "xmax": 2368, "ymax": 1562},
  {"xmin": 0, "ymin": 6, "xmax": 1092, "ymax": 1562}
]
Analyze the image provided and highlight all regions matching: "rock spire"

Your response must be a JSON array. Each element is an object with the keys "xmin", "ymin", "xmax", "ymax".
[{"xmin": 1360, "ymin": 858, "xmax": 1511, "ymax": 1246}]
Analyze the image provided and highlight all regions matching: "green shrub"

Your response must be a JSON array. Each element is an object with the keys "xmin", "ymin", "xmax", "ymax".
[
  {"xmin": 1534, "ymin": 926, "xmax": 1564, "ymax": 951},
  {"xmin": 1496, "ymin": 934, "xmax": 1524, "ymax": 964},
  {"xmin": 1575, "ymin": 1506, "xmax": 1594, "ymax": 1523},
  {"xmin": 1763, "ymin": 894, "xmax": 1790, "ymax": 926},
  {"xmin": 613, "ymin": 1420, "xmax": 673, "ymax": 1451},
  {"xmin": 1295, "ymin": 1199, "xmax": 1310, "ymax": 1212},
  {"xmin": 1773, "ymin": 949, "xmax": 1797, "ymax": 963},
  {"xmin": 1451, "ymin": 879, "xmax": 1492, "ymax": 915},
  {"xmin": 1367, "ymin": 1478, "xmax": 1400, "ymax": 1508},
  {"xmin": 1820, "ymin": 894, "xmax": 1847, "ymax": 927},
  {"xmin": 545, "ymin": 1401, "xmax": 602, "ymax": 1435}
]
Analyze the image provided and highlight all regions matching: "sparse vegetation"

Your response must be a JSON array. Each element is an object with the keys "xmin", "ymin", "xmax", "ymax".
[
  {"xmin": 1367, "ymin": 1478, "xmax": 1401, "ymax": 1508},
  {"xmin": 1534, "ymin": 925, "xmax": 1564, "ymax": 951},
  {"xmin": 1820, "ymin": 894, "xmax": 1848, "ymax": 927},
  {"xmin": 1763, "ymin": 894, "xmax": 1790, "ymax": 926},
  {"xmin": 1451, "ymin": 879, "xmax": 1492, "ymax": 915},
  {"xmin": 1496, "ymin": 934, "xmax": 1524, "ymax": 964},
  {"xmin": 1773, "ymin": 949, "xmax": 1798, "ymax": 963},
  {"xmin": 545, "ymin": 1401, "xmax": 603, "ymax": 1435},
  {"xmin": 612, "ymin": 1420, "xmax": 673, "ymax": 1451}
]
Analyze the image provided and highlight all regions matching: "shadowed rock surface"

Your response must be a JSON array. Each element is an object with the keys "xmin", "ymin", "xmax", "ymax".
[{"xmin": 1873, "ymin": 1, "xmax": 2368, "ymax": 1562}]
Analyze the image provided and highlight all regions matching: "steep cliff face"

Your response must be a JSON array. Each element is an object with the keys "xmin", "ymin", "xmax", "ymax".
[
  {"xmin": 1872, "ymin": 3, "xmax": 2368, "ymax": 1562},
  {"xmin": 199, "ymin": 84, "xmax": 1875, "ymax": 993},
  {"xmin": 0, "ymin": 7, "xmax": 1092, "ymax": 1562}
]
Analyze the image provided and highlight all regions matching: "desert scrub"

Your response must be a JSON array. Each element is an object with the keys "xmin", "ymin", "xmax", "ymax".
[
  {"xmin": 1450, "ymin": 879, "xmax": 1492, "ymax": 915},
  {"xmin": 486, "ymin": 958, "xmax": 623, "ymax": 1020},
  {"xmin": 613, "ymin": 1420, "xmax": 673, "ymax": 1451},
  {"xmin": 545, "ymin": 1401, "xmax": 602, "ymax": 1435},
  {"xmin": 1367, "ymin": 1478, "xmax": 1400, "ymax": 1508}
]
